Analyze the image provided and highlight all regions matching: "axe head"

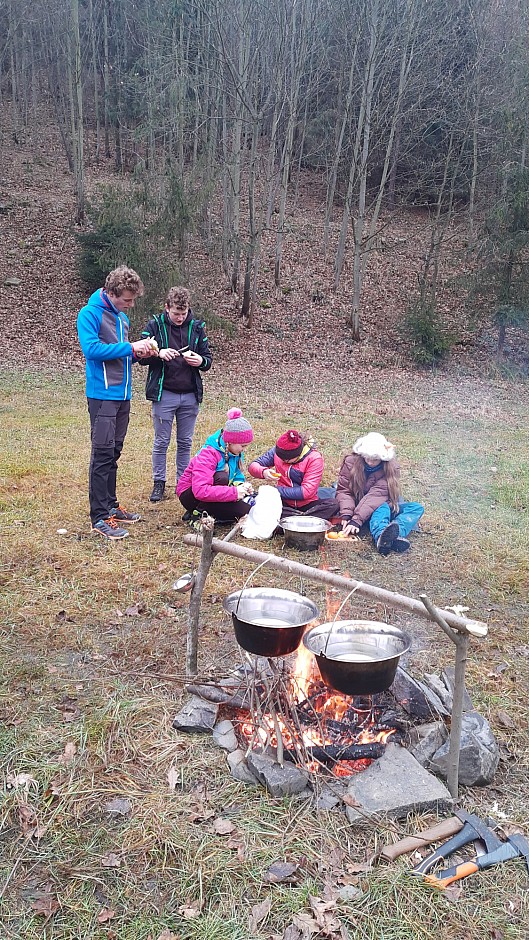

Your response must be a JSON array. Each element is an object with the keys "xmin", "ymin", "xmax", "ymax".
[
  {"xmin": 507, "ymin": 833, "xmax": 529, "ymax": 870},
  {"xmin": 455, "ymin": 809, "xmax": 503, "ymax": 853}
]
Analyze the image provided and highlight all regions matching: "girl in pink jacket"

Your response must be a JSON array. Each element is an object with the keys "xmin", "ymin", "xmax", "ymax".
[
  {"xmin": 177, "ymin": 408, "xmax": 254, "ymax": 522},
  {"xmin": 249, "ymin": 429, "xmax": 339, "ymax": 520}
]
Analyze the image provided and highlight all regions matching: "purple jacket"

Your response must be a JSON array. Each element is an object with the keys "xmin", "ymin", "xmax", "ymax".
[{"xmin": 336, "ymin": 456, "xmax": 400, "ymax": 527}]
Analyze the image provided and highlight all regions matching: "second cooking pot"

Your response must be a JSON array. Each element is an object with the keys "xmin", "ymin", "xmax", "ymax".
[{"xmin": 302, "ymin": 620, "xmax": 412, "ymax": 695}]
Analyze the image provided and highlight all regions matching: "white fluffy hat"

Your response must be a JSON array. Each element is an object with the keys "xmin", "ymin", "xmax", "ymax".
[{"xmin": 352, "ymin": 432, "xmax": 396, "ymax": 462}]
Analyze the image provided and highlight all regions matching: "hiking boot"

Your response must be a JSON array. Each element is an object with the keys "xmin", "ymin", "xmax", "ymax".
[
  {"xmin": 392, "ymin": 536, "xmax": 411, "ymax": 553},
  {"xmin": 150, "ymin": 480, "xmax": 166, "ymax": 503},
  {"xmin": 92, "ymin": 518, "xmax": 129, "ymax": 540},
  {"xmin": 181, "ymin": 510, "xmax": 192, "ymax": 522},
  {"xmin": 375, "ymin": 521, "xmax": 399, "ymax": 555},
  {"xmin": 188, "ymin": 510, "xmax": 203, "ymax": 531},
  {"xmin": 110, "ymin": 505, "xmax": 141, "ymax": 523}
]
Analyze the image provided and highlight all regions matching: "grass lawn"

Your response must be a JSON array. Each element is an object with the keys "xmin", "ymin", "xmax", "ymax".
[{"xmin": 1, "ymin": 366, "xmax": 528, "ymax": 939}]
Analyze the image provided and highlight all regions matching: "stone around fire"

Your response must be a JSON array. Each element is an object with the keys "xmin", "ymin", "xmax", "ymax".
[
  {"xmin": 212, "ymin": 719, "xmax": 239, "ymax": 752},
  {"xmin": 428, "ymin": 711, "xmax": 500, "ymax": 786},
  {"xmin": 345, "ymin": 742, "xmax": 453, "ymax": 824},
  {"xmin": 172, "ymin": 696, "xmax": 219, "ymax": 733},
  {"xmin": 247, "ymin": 750, "xmax": 310, "ymax": 798}
]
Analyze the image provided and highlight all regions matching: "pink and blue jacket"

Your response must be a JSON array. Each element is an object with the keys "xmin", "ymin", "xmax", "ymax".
[
  {"xmin": 176, "ymin": 430, "xmax": 246, "ymax": 503},
  {"xmin": 248, "ymin": 446, "xmax": 324, "ymax": 509}
]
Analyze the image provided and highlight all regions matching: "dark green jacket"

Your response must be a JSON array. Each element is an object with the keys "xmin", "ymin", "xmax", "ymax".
[{"xmin": 140, "ymin": 310, "xmax": 212, "ymax": 403}]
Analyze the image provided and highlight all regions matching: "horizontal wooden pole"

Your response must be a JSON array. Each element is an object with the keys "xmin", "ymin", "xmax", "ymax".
[{"xmin": 182, "ymin": 534, "xmax": 488, "ymax": 637}]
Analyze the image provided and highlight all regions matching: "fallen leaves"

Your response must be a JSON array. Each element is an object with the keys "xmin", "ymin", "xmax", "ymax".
[
  {"xmin": 264, "ymin": 860, "xmax": 299, "ymax": 884},
  {"xmin": 31, "ymin": 895, "xmax": 60, "ymax": 920},
  {"xmin": 104, "ymin": 797, "xmax": 132, "ymax": 816},
  {"xmin": 97, "ymin": 907, "xmax": 116, "ymax": 924},
  {"xmin": 167, "ymin": 764, "xmax": 180, "ymax": 791},
  {"xmin": 177, "ymin": 898, "xmax": 202, "ymax": 920},
  {"xmin": 248, "ymin": 897, "xmax": 271, "ymax": 933}
]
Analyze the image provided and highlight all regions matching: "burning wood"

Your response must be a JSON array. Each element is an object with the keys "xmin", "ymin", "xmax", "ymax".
[{"xmin": 284, "ymin": 742, "xmax": 385, "ymax": 764}]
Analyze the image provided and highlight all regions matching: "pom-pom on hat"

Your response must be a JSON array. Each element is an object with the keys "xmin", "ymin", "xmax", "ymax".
[
  {"xmin": 352, "ymin": 432, "xmax": 396, "ymax": 462},
  {"xmin": 275, "ymin": 429, "xmax": 304, "ymax": 462},
  {"xmin": 223, "ymin": 408, "xmax": 254, "ymax": 445}
]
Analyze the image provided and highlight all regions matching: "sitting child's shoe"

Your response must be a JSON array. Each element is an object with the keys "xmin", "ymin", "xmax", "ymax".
[
  {"xmin": 392, "ymin": 536, "xmax": 411, "ymax": 553},
  {"xmin": 375, "ymin": 521, "xmax": 399, "ymax": 555}
]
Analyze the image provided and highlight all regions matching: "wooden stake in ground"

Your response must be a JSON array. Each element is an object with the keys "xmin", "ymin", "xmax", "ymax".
[
  {"xmin": 419, "ymin": 593, "xmax": 471, "ymax": 800},
  {"xmin": 186, "ymin": 517, "xmax": 215, "ymax": 677}
]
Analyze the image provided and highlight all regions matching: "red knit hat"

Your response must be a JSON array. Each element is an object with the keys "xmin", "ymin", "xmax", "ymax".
[
  {"xmin": 223, "ymin": 407, "xmax": 254, "ymax": 445},
  {"xmin": 275, "ymin": 429, "xmax": 304, "ymax": 462}
]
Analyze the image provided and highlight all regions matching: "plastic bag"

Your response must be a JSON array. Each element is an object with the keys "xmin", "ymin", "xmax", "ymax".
[{"xmin": 241, "ymin": 485, "xmax": 283, "ymax": 540}]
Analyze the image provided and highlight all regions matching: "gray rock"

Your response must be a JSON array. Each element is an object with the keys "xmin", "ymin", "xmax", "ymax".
[
  {"xmin": 227, "ymin": 748, "xmax": 260, "ymax": 785},
  {"xmin": 212, "ymin": 719, "xmax": 238, "ymax": 752},
  {"xmin": 172, "ymin": 695, "xmax": 218, "ymax": 732},
  {"xmin": 345, "ymin": 742, "xmax": 452, "ymax": 825},
  {"xmin": 4, "ymin": 276, "xmax": 21, "ymax": 286},
  {"xmin": 428, "ymin": 711, "xmax": 500, "ymax": 786},
  {"xmin": 423, "ymin": 674, "xmax": 453, "ymax": 710},
  {"xmin": 313, "ymin": 785, "xmax": 344, "ymax": 811},
  {"xmin": 407, "ymin": 721, "xmax": 448, "ymax": 766},
  {"xmin": 247, "ymin": 750, "xmax": 310, "ymax": 797},
  {"xmin": 441, "ymin": 667, "xmax": 474, "ymax": 711}
]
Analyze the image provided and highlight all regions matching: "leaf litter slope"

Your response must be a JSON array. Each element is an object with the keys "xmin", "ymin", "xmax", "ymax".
[{"xmin": 1, "ymin": 124, "xmax": 529, "ymax": 939}]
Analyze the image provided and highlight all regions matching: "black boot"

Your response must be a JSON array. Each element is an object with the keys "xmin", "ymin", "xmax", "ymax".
[
  {"xmin": 150, "ymin": 480, "xmax": 166, "ymax": 503},
  {"xmin": 392, "ymin": 536, "xmax": 411, "ymax": 553},
  {"xmin": 375, "ymin": 521, "xmax": 399, "ymax": 555}
]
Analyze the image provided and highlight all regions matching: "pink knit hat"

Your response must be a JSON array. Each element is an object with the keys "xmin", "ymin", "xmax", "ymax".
[{"xmin": 223, "ymin": 408, "xmax": 254, "ymax": 445}]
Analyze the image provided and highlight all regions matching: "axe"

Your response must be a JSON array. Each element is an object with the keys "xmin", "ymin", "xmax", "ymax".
[
  {"xmin": 411, "ymin": 809, "xmax": 502, "ymax": 876},
  {"xmin": 424, "ymin": 832, "xmax": 529, "ymax": 889}
]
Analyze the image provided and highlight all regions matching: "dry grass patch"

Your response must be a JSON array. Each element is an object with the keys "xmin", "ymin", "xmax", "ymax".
[{"xmin": 1, "ymin": 367, "xmax": 529, "ymax": 938}]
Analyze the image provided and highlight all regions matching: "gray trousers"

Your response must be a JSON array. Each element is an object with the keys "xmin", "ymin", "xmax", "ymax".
[{"xmin": 152, "ymin": 390, "xmax": 199, "ymax": 483}]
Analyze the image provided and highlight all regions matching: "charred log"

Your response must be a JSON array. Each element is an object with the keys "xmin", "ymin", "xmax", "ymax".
[{"xmin": 284, "ymin": 742, "xmax": 385, "ymax": 764}]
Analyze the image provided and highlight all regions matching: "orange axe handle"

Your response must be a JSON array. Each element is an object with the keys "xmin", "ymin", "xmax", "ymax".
[{"xmin": 424, "ymin": 860, "xmax": 479, "ymax": 889}]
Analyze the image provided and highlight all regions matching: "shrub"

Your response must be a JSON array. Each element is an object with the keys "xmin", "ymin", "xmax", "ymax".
[{"xmin": 404, "ymin": 297, "xmax": 453, "ymax": 367}]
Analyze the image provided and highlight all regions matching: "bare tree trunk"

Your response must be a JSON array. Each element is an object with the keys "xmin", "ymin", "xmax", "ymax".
[{"xmin": 70, "ymin": 0, "xmax": 85, "ymax": 223}]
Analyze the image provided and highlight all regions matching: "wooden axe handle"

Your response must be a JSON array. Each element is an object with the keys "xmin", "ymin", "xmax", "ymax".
[{"xmin": 380, "ymin": 816, "xmax": 464, "ymax": 862}]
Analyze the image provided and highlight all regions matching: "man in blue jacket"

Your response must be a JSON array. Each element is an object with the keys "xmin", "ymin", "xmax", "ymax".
[{"xmin": 77, "ymin": 266, "xmax": 156, "ymax": 539}]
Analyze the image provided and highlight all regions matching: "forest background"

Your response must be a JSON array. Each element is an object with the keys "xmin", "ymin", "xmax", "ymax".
[{"xmin": 1, "ymin": 1, "xmax": 529, "ymax": 939}]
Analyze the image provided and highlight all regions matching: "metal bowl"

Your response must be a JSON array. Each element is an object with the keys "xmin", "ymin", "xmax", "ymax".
[
  {"xmin": 280, "ymin": 515, "xmax": 330, "ymax": 551},
  {"xmin": 172, "ymin": 572, "xmax": 195, "ymax": 593},
  {"xmin": 303, "ymin": 620, "xmax": 412, "ymax": 695},
  {"xmin": 223, "ymin": 587, "xmax": 319, "ymax": 656}
]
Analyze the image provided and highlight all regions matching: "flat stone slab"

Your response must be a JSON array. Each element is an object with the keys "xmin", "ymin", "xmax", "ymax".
[
  {"xmin": 172, "ymin": 696, "xmax": 219, "ymax": 732},
  {"xmin": 345, "ymin": 742, "xmax": 452, "ymax": 825},
  {"xmin": 212, "ymin": 719, "xmax": 238, "ymax": 752},
  {"xmin": 247, "ymin": 750, "xmax": 310, "ymax": 797}
]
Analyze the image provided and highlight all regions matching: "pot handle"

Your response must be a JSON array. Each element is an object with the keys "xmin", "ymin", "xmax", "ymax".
[
  {"xmin": 234, "ymin": 558, "xmax": 272, "ymax": 618},
  {"xmin": 322, "ymin": 584, "xmax": 364, "ymax": 656}
]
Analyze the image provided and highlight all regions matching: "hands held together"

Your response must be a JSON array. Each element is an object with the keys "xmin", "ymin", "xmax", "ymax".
[{"xmin": 132, "ymin": 339, "xmax": 202, "ymax": 367}]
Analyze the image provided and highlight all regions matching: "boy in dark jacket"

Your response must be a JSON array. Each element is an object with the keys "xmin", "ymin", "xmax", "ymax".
[{"xmin": 139, "ymin": 287, "xmax": 213, "ymax": 502}]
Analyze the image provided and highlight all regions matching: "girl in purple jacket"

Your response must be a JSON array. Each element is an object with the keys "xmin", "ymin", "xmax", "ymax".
[{"xmin": 336, "ymin": 432, "xmax": 424, "ymax": 555}]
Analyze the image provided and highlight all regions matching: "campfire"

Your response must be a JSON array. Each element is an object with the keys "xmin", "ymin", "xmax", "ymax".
[{"xmin": 234, "ymin": 642, "xmax": 403, "ymax": 778}]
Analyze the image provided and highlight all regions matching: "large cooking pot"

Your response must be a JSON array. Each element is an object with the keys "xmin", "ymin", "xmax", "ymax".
[
  {"xmin": 303, "ymin": 620, "xmax": 411, "ymax": 695},
  {"xmin": 223, "ymin": 587, "xmax": 319, "ymax": 657},
  {"xmin": 280, "ymin": 516, "xmax": 330, "ymax": 551}
]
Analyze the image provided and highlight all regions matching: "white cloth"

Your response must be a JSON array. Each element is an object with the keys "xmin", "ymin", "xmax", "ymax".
[{"xmin": 241, "ymin": 485, "xmax": 283, "ymax": 540}]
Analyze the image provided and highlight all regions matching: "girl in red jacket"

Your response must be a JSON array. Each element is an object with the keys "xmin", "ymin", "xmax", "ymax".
[
  {"xmin": 336, "ymin": 432, "xmax": 424, "ymax": 554},
  {"xmin": 249, "ymin": 429, "xmax": 339, "ymax": 520}
]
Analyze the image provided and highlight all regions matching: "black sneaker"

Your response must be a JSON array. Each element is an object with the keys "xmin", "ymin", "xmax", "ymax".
[
  {"xmin": 150, "ymin": 481, "xmax": 165, "ymax": 503},
  {"xmin": 181, "ymin": 510, "xmax": 192, "ymax": 522},
  {"xmin": 110, "ymin": 505, "xmax": 141, "ymax": 523},
  {"xmin": 392, "ymin": 536, "xmax": 411, "ymax": 553},
  {"xmin": 376, "ymin": 521, "xmax": 399, "ymax": 555},
  {"xmin": 92, "ymin": 518, "xmax": 129, "ymax": 540}
]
